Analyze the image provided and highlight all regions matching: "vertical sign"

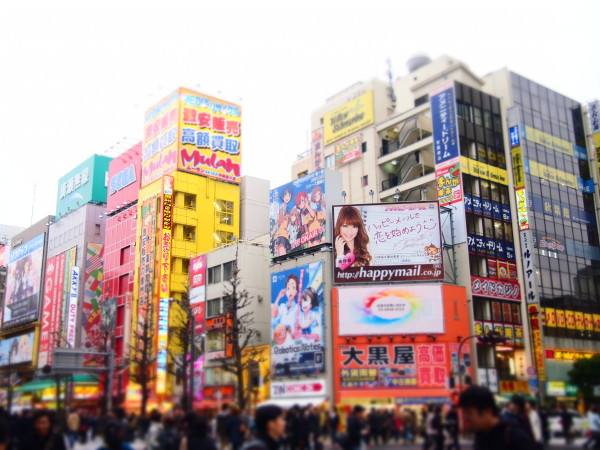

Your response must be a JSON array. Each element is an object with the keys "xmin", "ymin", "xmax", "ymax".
[
  {"xmin": 431, "ymin": 82, "xmax": 459, "ymax": 165},
  {"xmin": 83, "ymin": 243, "xmax": 104, "ymax": 362},
  {"xmin": 156, "ymin": 297, "xmax": 169, "ymax": 394},
  {"xmin": 189, "ymin": 255, "xmax": 206, "ymax": 335},
  {"xmin": 139, "ymin": 197, "xmax": 157, "ymax": 317},
  {"xmin": 159, "ymin": 176, "xmax": 174, "ymax": 299},
  {"xmin": 311, "ymin": 129, "xmax": 324, "ymax": 172},
  {"xmin": 67, "ymin": 266, "xmax": 80, "ymax": 348},
  {"xmin": 39, "ymin": 254, "xmax": 64, "ymax": 368}
]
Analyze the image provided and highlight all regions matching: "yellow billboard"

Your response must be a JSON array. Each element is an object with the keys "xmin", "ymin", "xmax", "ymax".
[
  {"xmin": 523, "ymin": 125, "xmax": 573, "ymax": 157},
  {"xmin": 512, "ymin": 146, "xmax": 525, "ymax": 189},
  {"xmin": 324, "ymin": 91, "xmax": 374, "ymax": 145},
  {"xmin": 527, "ymin": 160, "xmax": 579, "ymax": 190},
  {"xmin": 178, "ymin": 88, "xmax": 242, "ymax": 184},
  {"xmin": 460, "ymin": 157, "xmax": 508, "ymax": 185}
]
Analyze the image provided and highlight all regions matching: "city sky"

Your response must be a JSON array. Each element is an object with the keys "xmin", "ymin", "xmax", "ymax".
[{"xmin": 1, "ymin": 0, "xmax": 598, "ymax": 228}]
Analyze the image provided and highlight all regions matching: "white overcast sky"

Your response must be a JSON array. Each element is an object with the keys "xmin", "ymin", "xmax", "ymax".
[{"xmin": 1, "ymin": 0, "xmax": 599, "ymax": 228}]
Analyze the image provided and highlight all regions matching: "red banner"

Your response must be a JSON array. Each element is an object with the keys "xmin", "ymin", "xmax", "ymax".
[
  {"xmin": 38, "ymin": 253, "xmax": 65, "ymax": 368},
  {"xmin": 471, "ymin": 276, "xmax": 521, "ymax": 301}
]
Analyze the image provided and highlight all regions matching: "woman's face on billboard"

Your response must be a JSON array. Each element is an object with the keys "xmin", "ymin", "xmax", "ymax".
[{"xmin": 340, "ymin": 223, "xmax": 358, "ymax": 243}]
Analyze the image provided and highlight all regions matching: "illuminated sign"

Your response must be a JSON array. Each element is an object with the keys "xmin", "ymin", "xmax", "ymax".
[
  {"xmin": 521, "ymin": 230, "xmax": 538, "ymax": 304},
  {"xmin": 470, "ymin": 277, "xmax": 521, "ymax": 301},
  {"xmin": 66, "ymin": 266, "xmax": 80, "ymax": 348},
  {"xmin": 512, "ymin": 146, "xmax": 525, "ymax": 189},
  {"xmin": 528, "ymin": 303, "xmax": 546, "ymax": 382},
  {"xmin": 516, "ymin": 188, "xmax": 529, "ymax": 230},
  {"xmin": 159, "ymin": 176, "xmax": 174, "ymax": 298},
  {"xmin": 431, "ymin": 82, "xmax": 459, "ymax": 165},
  {"xmin": 546, "ymin": 348, "xmax": 597, "ymax": 361},
  {"xmin": 271, "ymin": 379, "xmax": 326, "ymax": 398},
  {"xmin": 324, "ymin": 91, "xmax": 374, "ymax": 146},
  {"xmin": 156, "ymin": 297, "xmax": 169, "ymax": 394}
]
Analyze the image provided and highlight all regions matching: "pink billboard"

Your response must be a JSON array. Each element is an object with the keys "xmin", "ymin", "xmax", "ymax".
[
  {"xmin": 107, "ymin": 142, "xmax": 142, "ymax": 212},
  {"xmin": 189, "ymin": 255, "xmax": 206, "ymax": 335},
  {"xmin": 38, "ymin": 253, "xmax": 66, "ymax": 368}
]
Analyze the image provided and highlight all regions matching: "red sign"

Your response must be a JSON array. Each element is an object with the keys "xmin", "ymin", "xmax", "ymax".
[
  {"xmin": 190, "ymin": 255, "xmax": 206, "ymax": 289},
  {"xmin": 38, "ymin": 254, "xmax": 65, "ymax": 368},
  {"xmin": 337, "ymin": 343, "xmax": 447, "ymax": 390},
  {"xmin": 471, "ymin": 277, "xmax": 521, "ymax": 301}
]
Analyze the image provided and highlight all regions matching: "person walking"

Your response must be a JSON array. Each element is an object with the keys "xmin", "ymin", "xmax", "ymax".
[
  {"xmin": 584, "ymin": 405, "xmax": 600, "ymax": 449},
  {"xmin": 96, "ymin": 420, "xmax": 134, "ymax": 450},
  {"xmin": 144, "ymin": 409, "xmax": 163, "ymax": 450},
  {"xmin": 242, "ymin": 405, "xmax": 286, "ymax": 450},
  {"xmin": 179, "ymin": 412, "xmax": 217, "ymax": 450},
  {"xmin": 328, "ymin": 407, "xmax": 340, "ymax": 444},
  {"xmin": 217, "ymin": 404, "xmax": 232, "ymax": 450},
  {"xmin": 525, "ymin": 400, "xmax": 543, "ymax": 450},
  {"xmin": 445, "ymin": 404, "xmax": 460, "ymax": 450},
  {"xmin": 345, "ymin": 406, "xmax": 366, "ymax": 450},
  {"xmin": 458, "ymin": 385, "xmax": 534, "ymax": 450},
  {"xmin": 228, "ymin": 406, "xmax": 246, "ymax": 450},
  {"xmin": 19, "ymin": 410, "xmax": 66, "ymax": 450},
  {"xmin": 67, "ymin": 408, "xmax": 80, "ymax": 448},
  {"xmin": 559, "ymin": 403, "xmax": 573, "ymax": 445}
]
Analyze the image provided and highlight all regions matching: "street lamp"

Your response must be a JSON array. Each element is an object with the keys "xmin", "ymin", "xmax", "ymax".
[
  {"xmin": 394, "ymin": 189, "xmax": 400, "ymax": 202},
  {"xmin": 457, "ymin": 331, "xmax": 507, "ymax": 394}
]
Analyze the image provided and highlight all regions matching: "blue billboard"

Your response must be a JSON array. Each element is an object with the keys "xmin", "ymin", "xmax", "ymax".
[{"xmin": 431, "ymin": 82, "xmax": 460, "ymax": 166}]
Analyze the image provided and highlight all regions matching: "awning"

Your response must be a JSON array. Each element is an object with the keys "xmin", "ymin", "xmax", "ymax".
[
  {"xmin": 257, "ymin": 396, "xmax": 328, "ymax": 409},
  {"xmin": 15, "ymin": 374, "xmax": 100, "ymax": 392}
]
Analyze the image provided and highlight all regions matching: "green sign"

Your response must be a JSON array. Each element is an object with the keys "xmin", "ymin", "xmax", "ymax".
[{"xmin": 56, "ymin": 155, "xmax": 112, "ymax": 217}]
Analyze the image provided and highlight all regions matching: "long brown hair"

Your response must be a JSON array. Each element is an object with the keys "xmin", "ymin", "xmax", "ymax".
[{"xmin": 334, "ymin": 206, "xmax": 371, "ymax": 266}]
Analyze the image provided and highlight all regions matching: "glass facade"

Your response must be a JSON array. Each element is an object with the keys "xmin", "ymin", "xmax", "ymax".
[{"xmin": 510, "ymin": 72, "xmax": 600, "ymax": 341}]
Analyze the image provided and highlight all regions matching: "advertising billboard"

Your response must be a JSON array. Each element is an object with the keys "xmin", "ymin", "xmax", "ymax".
[
  {"xmin": 0, "ymin": 246, "xmax": 5, "ymax": 267},
  {"xmin": 66, "ymin": 266, "xmax": 80, "ymax": 348},
  {"xmin": 101, "ymin": 297, "xmax": 117, "ymax": 332},
  {"xmin": 311, "ymin": 129, "xmax": 324, "ymax": 172},
  {"xmin": 271, "ymin": 261, "xmax": 324, "ymax": 377},
  {"xmin": 56, "ymin": 155, "xmax": 112, "ymax": 217},
  {"xmin": 83, "ymin": 243, "xmax": 104, "ymax": 365},
  {"xmin": 159, "ymin": 176, "xmax": 174, "ymax": 299},
  {"xmin": 334, "ymin": 133, "xmax": 361, "ymax": 166},
  {"xmin": 156, "ymin": 297, "xmax": 169, "ymax": 394},
  {"xmin": 3, "ymin": 233, "xmax": 45, "ymax": 328},
  {"xmin": 39, "ymin": 253, "xmax": 66, "ymax": 368},
  {"xmin": 337, "ymin": 343, "xmax": 448, "ymax": 390},
  {"xmin": 189, "ymin": 255, "xmax": 206, "ymax": 335},
  {"xmin": 0, "ymin": 332, "xmax": 35, "ymax": 367},
  {"xmin": 337, "ymin": 284, "xmax": 444, "ymax": 336},
  {"xmin": 332, "ymin": 202, "xmax": 443, "ymax": 284},
  {"xmin": 139, "ymin": 196, "xmax": 157, "ymax": 316},
  {"xmin": 270, "ymin": 170, "xmax": 328, "ymax": 258},
  {"xmin": 178, "ymin": 88, "xmax": 242, "ymax": 184},
  {"xmin": 107, "ymin": 143, "xmax": 142, "ymax": 212},
  {"xmin": 142, "ymin": 90, "xmax": 179, "ymax": 187},
  {"xmin": 324, "ymin": 91, "xmax": 374, "ymax": 146},
  {"xmin": 431, "ymin": 82, "xmax": 459, "ymax": 165}
]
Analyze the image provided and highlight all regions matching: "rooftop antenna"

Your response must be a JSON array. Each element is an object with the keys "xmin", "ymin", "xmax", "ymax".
[{"xmin": 386, "ymin": 58, "xmax": 397, "ymax": 109}]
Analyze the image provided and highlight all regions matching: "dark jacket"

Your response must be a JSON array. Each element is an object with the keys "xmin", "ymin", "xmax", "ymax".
[
  {"xmin": 19, "ymin": 432, "xmax": 66, "ymax": 450},
  {"xmin": 474, "ymin": 417, "xmax": 534, "ymax": 450},
  {"xmin": 242, "ymin": 433, "xmax": 280, "ymax": 450},
  {"xmin": 346, "ymin": 415, "xmax": 365, "ymax": 447}
]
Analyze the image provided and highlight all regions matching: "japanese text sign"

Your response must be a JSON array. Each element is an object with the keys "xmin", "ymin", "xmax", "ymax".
[
  {"xmin": 431, "ymin": 82, "xmax": 459, "ymax": 165},
  {"xmin": 324, "ymin": 91, "xmax": 374, "ymax": 146}
]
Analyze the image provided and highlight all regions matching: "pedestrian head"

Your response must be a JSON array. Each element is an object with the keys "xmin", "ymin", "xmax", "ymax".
[
  {"xmin": 149, "ymin": 409, "xmax": 161, "ymax": 423},
  {"xmin": 509, "ymin": 394, "xmax": 526, "ymax": 414},
  {"xmin": 103, "ymin": 420, "xmax": 125, "ymax": 449},
  {"xmin": 32, "ymin": 410, "xmax": 54, "ymax": 437},
  {"xmin": 255, "ymin": 405, "xmax": 285, "ymax": 440},
  {"xmin": 353, "ymin": 405, "xmax": 365, "ymax": 418},
  {"xmin": 183, "ymin": 412, "xmax": 209, "ymax": 438},
  {"xmin": 458, "ymin": 385, "xmax": 499, "ymax": 432}
]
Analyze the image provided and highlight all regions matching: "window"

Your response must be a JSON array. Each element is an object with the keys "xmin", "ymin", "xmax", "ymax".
[
  {"xmin": 483, "ymin": 110, "xmax": 492, "ymax": 129},
  {"xmin": 206, "ymin": 329, "xmax": 224, "ymax": 351},
  {"xmin": 215, "ymin": 199, "xmax": 234, "ymax": 226},
  {"xmin": 207, "ymin": 298, "xmax": 222, "ymax": 317},
  {"xmin": 361, "ymin": 175, "xmax": 368, "ymax": 187},
  {"xmin": 119, "ymin": 245, "xmax": 131, "ymax": 265},
  {"xmin": 214, "ymin": 230, "xmax": 235, "ymax": 246},
  {"xmin": 183, "ymin": 225, "xmax": 196, "ymax": 241},
  {"xmin": 414, "ymin": 94, "xmax": 429, "ymax": 107},
  {"xmin": 208, "ymin": 266, "xmax": 221, "ymax": 284},
  {"xmin": 184, "ymin": 193, "xmax": 196, "ymax": 209},
  {"xmin": 118, "ymin": 274, "xmax": 129, "ymax": 296},
  {"xmin": 362, "ymin": 142, "xmax": 367, "ymax": 153},
  {"xmin": 95, "ymin": 224, "xmax": 101, "ymax": 236},
  {"xmin": 473, "ymin": 107, "xmax": 483, "ymax": 126},
  {"xmin": 297, "ymin": 170, "xmax": 308, "ymax": 178},
  {"xmin": 325, "ymin": 155, "xmax": 335, "ymax": 168},
  {"xmin": 182, "ymin": 258, "xmax": 190, "ymax": 275},
  {"xmin": 223, "ymin": 261, "xmax": 234, "ymax": 281}
]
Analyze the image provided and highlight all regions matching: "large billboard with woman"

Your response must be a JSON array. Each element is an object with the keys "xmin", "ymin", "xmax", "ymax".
[
  {"xmin": 3, "ymin": 233, "xmax": 45, "ymax": 328},
  {"xmin": 332, "ymin": 202, "xmax": 443, "ymax": 284},
  {"xmin": 270, "ymin": 261, "xmax": 324, "ymax": 377}
]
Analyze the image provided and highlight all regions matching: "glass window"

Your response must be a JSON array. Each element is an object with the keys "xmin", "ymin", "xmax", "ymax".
[
  {"xmin": 214, "ymin": 230, "xmax": 235, "ymax": 246},
  {"xmin": 483, "ymin": 218, "xmax": 493, "ymax": 238},
  {"xmin": 206, "ymin": 329, "xmax": 224, "ymax": 351},
  {"xmin": 184, "ymin": 193, "xmax": 196, "ymax": 209},
  {"xmin": 473, "ymin": 107, "xmax": 483, "ymax": 126},
  {"xmin": 208, "ymin": 266, "xmax": 221, "ymax": 284},
  {"xmin": 223, "ymin": 261, "xmax": 234, "ymax": 281},
  {"xmin": 493, "ymin": 221, "xmax": 504, "ymax": 240},
  {"xmin": 477, "ymin": 143, "xmax": 487, "ymax": 163},
  {"xmin": 511, "ymin": 304, "xmax": 521, "ymax": 324},
  {"xmin": 490, "ymin": 182, "xmax": 500, "ymax": 203},
  {"xmin": 182, "ymin": 258, "xmax": 189, "ymax": 275},
  {"xmin": 215, "ymin": 199, "xmax": 234, "ymax": 226},
  {"xmin": 183, "ymin": 225, "xmax": 196, "ymax": 241},
  {"xmin": 206, "ymin": 298, "xmax": 222, "ymax": 318},
  {"xmin": 325, "ymin": 154, "xmax": 335, "ymax": 168},
  {"xmin": 483, "ymin": 110, "xmax": 493, "ymax": 129},
  {"xmin": 480, "ymin": 180, "xmax": 491, "ymax": 200}
]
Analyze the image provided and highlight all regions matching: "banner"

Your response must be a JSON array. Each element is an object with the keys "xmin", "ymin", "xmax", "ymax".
[
  {"xmin": 189, "ymin": 255, "xmax": 206, "ymax": 335},
  {"xmin": 324, "ymin": 91, "xmax": 374, "ymax": 146},
  {"xmin": 470, "ymin": 277, "xmax": 521, "ymax": 301},
  {"xmin": 66, "ymin": 266, "xmax": 80, "ymax": 348},
  {"xmin": 338, "ymin": 343, "xmax": 448, "ymax": 389},
  {"xmin": 38, "ymin": 253, "xmax": 65, "ymax": 368},
  {"xmin": 311, "ymin": 129, "xmax": 324, "ymax": 172},
  {"xmin": 271, "ymin": 261, "xmax": 324, "ymax": 377},
  {"xmin": 332, "ymin": 202, "xmax": 443, "ymax": 284},
  {"xmin": 83, "ymin": 243, "xmax": 104, "ymax": 364},
  {"xmin": 139, "ymin": 196, "xmax": 157, "ymax": 320},
  {"xmin": 337, "ymin": 284, "xmax": 444, "ymax": 336},
  {"xmin": 270, "ymin": 170, "xmax": 328, "ymax": 258},
  {"xmin": 159, "ymin": 176, "xmax": 174, "ymax": 299},
  {"xmin": 431, "ymin": 82, "xmax": 459, "ymax": 165},
  {"xmin": 271, "ymin": 379, "xmax": 326, "ymax": 398},
  {"xmin": 156, "ymin": 297, "xmax": 169, "ymax": 394},
  {"xmin": 0, "ymin": 332, "xmax": 35, "ymax": 367},
  {"xmin": 4, "ymin": 233, "xmax": 45, "ymax": 328}
]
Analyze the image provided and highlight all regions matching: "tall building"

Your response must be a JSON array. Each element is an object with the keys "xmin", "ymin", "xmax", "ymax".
[
  {"xmin": 292, "ymin": 55, "xmax": 600, "ymax": 401},
  {"xmin": 102, "ymin": 142, "xmax": 142, "ymax": 404},
  {"xmin": 131, "ymin": 88, "xmax": 243, "ymax": 408},
  {"xmin": 485, "ymin": 70, "xmax": 600, "ymax": 395}
]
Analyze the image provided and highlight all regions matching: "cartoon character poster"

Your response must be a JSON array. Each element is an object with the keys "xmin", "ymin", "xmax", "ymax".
[
  {"xmin": 270, "ymin": 261, "xmax": 324, "ymax": 377},
  {"xmin": 332, "ymin": 203, "xmax": 443, "ymax": 284},
  {"xmin": 269, "ymin": 170, "xmax": 327, "ymax": 258}
]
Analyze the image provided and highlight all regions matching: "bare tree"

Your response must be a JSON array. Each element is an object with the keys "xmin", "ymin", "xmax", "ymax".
[
  {"xmin": 218, "ymin": 247, "xmax": 266, "ymax": 411},
  {"xmin": 166, "ymin": 292, "xmax": 201, "ymax": 411},
  {"xmin": 128, "ymin": 300, "xmax": 156, "ymax": 416}
]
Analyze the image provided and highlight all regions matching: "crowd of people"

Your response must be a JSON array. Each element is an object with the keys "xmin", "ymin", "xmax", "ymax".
[{"xmin": 0, "ymin": 386, "xmax": 595, "ymax": 449}]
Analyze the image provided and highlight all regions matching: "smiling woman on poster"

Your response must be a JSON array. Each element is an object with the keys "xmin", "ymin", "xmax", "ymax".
[{"xmin": 334, "ymin": 205, "xmax": 372, "ymax": 268}]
